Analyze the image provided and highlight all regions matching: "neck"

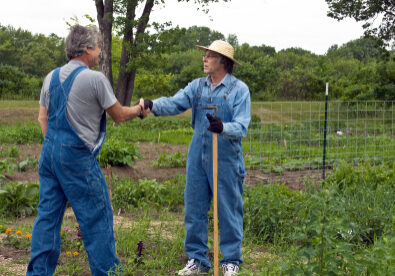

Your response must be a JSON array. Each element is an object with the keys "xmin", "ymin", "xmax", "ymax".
[
  {"xmin": 209, "ymin": 71, "xmax": 227, "ymax": 85},
  {"xmin": 72, "ymin": 56, "xmax": 90, "ymax": 67}
]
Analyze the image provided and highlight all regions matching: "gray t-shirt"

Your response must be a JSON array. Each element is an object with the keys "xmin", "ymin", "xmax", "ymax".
[{"xmin": 39, "ymin": 60, "xmax": 117, "ymax": 149}]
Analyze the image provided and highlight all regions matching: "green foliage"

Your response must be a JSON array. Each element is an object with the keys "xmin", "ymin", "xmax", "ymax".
[
  {"xmin": 18, "ymin": 157, "xmax": 38, "ymax": 172},
  {"xmin": 107, "ymin": 116, "xmax": 192, "ymax": 144},
  {"xmin": 6, "ymin": 145, "xmax": 19, "ymax": 157},
  {"xmin": 0, "ymin": 122, "xmax": 43, "ymax": 144},
  {"xmin": 0, "ymin": 64, "xmax": 42, "ymax": 100},
  {"xmin": 325, "ymin": 0, "xmax": 394, "ymax": 47},
  {"xmin": 0, "ymin": 24, "xmax": 67, "ymax": 78},
  {"xmin": 134, "ymin": 71, "xmax": 173, "ymax": 98},
  {"xmin": 243, "ymin": 184, "xmax": 306, "ymax": 243},
  {"xmin": 0, "ymin": 182, "xmax": 39, "ymax": 218},
  {"xmin": 244, "ymin": 162, "xmax": 395, "ymax": 274},
  {"xmin": 112, "ymin": 176, "xmax": 185, "ymax": 212},
  {"xmin": 97, "ymin": 138, "xmax": 141, "ymax": 167},
  {"xmin": 152, "ymin": 151, "xmax": 187, "ymax": 168},
  {"xmin": 0, "ymin": 158, "xmax": 17, "ymax": 182},
  {"xmin": 3, "ymin": 229, "xmax": 32, "ymax": 250}
]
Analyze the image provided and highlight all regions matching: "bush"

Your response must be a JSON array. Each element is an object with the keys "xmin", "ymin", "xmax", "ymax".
[
  {"xmin": 152, "ymin": 151, "xmax": 187, "ymax": 168},
  {"xmin": 97, "ymin": 138, "xmax": 141, "ymax": 167},
  {"xmin": 0, "ymin": 123, "xmax": 43, "ymax": 144},
  {"xmin": 112, "ymin": 176, "xmax": 185, "ymax": 212},
  {"xmin": 0, "ymin": 182, "xmax": 39, "ymax": 218}
]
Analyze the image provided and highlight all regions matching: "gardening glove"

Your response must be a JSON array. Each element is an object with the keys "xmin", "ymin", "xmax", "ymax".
[{"xmin": 206, "ymin": 113, "xmax": 223, "ymax": 133}]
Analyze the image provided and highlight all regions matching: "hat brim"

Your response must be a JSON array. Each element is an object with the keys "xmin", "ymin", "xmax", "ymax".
[{"xmin": 196, "ymin": 45, "xmax": 241, "ymax": 66}]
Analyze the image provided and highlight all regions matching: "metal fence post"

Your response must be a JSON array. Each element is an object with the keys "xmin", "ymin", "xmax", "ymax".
[{"xmin": 323, "ymin": 83, "xmax": 329, "ymax": 180}]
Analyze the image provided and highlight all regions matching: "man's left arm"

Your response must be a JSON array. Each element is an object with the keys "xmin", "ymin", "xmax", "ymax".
[{"xmin": 220, "ymin": 86, "xmax": 251, "ymax": 140}]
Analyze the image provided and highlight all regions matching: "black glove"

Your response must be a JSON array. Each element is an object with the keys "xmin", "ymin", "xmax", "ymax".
[
  {"xmin": 206, "ymin": 113, "xmax": 223, "ymax": 133},
  {"xmin": 134, "ymin": 99, "xmax": 153, "ymax": 110}
]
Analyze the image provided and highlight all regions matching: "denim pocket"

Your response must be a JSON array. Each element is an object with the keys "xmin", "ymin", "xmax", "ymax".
[{"xmin": 60, "ymin": 144, "xmax": 91, "ymax": 176}]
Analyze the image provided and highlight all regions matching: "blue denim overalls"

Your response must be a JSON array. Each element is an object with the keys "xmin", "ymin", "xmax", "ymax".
[
  {"xmin": 27, "ymin": 66, "xmax": 120, "ymax": 275},
  {"xmin": 185, "ymin": 78, "xmax": 245, "ymax": 270}
]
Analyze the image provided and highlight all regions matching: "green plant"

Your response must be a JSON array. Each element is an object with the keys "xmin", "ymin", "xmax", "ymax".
[
  {"xmin": 3, "ymin": 228, "xmax": 32, "ymax": 249},
  {"xmin": 152, "ymin": 151, "xmax": 187, "ymax": 168},
  {"xmin": 0, "ymin": 182, "xmax": 39, "ymax": 217},
  {"xmin": 18, "ymin": 157, "xmax": 38, "ymax": 172},
  {"xmin": 97, "ymin": 138, "xmax": 141, "ymax": 167},
  {"xmin": 7, "ymin": 145, "xmax": 19, "ymax": 157}
]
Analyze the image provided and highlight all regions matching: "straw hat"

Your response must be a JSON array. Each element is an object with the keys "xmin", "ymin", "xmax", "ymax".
[{"xmin": 196, "ymin": 40, "xmax": 241, "ymax": 66}]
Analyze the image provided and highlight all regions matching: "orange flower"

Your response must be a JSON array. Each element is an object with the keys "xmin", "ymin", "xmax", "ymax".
[
  {"xmin": 73, "ymin": 251, "xmax": 79, "ymax": 256},
  {"xmin": 25, "ymin": 234, "xmax": 32, "ymax": 239},
  {"xmin": 5, "ymin": 228, "xmax": 12, "ymax": 234},
  {"xmin": 16, "ymin": 230, "xmax": 22, "ymax": 235},
  {"xmin": 66, "ymin": 251, "xmax": 72, "ymax": 255}
]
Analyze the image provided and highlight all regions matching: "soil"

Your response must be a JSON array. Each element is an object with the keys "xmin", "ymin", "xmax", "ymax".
[{"xmin": 3, "ymin": 142, "xmax": 323, "ymax": 191}]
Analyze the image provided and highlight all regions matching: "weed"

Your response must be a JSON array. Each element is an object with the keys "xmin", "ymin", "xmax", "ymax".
[{"xmin": 152, "ymin": 151, "xmax": 187, "ymax": 168}]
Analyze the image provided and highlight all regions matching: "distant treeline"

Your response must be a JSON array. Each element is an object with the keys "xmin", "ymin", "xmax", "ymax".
[{"xmin": 0, "ymin": 24, "xmax": 394, "ymax": 101}]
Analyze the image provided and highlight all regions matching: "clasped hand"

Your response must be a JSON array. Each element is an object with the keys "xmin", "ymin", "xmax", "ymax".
[{"xmin": 134, "ymin": 99, "xmax": 153, "ymax": 119}]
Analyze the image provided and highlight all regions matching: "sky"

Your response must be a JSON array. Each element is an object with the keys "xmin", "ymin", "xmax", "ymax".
[{"xmin": 0, "ymin": 0, "xmax": 366, "ymax": 55}]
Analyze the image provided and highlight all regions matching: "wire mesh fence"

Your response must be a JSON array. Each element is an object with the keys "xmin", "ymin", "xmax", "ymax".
[{"xmin": 243, "ymin": 101, "xmax": 395, "ymax": 187}]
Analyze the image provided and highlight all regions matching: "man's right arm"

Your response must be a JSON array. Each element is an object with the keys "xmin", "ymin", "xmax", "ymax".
[
  {"xmin": 38, "ymin": 106, "xmax": 48, "ymax": 137},
  {"xmin": 106, "ymin": 99, "xmax": 149, "ymax": 122}
]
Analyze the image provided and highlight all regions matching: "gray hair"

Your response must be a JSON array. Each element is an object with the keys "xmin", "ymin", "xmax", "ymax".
[{"xmin": 65, "ymin": 25, "xmax": 102, "ymax": 60}]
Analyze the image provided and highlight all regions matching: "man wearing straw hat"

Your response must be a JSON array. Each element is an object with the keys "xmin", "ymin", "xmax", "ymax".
[{"xmin": 149, "ymin": 40, "xmax": 251, "ymax": 275}]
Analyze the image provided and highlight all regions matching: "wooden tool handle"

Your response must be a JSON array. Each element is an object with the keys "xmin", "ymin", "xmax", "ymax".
[{"xmin": 213, "ymin": 132, "xmax": 219, "ymax": 276}]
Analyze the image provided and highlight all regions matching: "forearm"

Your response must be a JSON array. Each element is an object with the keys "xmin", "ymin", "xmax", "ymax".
[
  {"xmin": 106, "ymin": 101, "xmax": 145, "ymax": 123},
  {"xmin": 38, "ymin": 117, "xmax": 48, "ymax": 137},
  {"xmin": 38, "ymin": 105, "xmax": 48, "ymax": 137}
]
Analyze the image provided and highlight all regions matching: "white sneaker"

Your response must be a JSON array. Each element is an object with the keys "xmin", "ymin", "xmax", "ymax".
[
  {"xmin": 178, "ymin": 259, "xmax": 208, "ymax": 275},
  {"xmin": 221, "ymin": 263, "xmax": 239, "ymax": 275}
]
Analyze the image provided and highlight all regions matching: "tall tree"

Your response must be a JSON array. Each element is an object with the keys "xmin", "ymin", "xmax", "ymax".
[
  {"xmin": 95, "ymin": 0, "xmax": 114, "ymax": 86},
  {"xmin": 325, "ymin": 0, "xmax": 395, "ymax": 47},
  {"xmin": 95, "ymin": 0, "xmax": 231, "ymax": 106}
]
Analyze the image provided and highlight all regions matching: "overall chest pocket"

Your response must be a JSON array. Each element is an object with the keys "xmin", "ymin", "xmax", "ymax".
[{"xmin": 197, "ymin": 99, "xmax": 227, "ymax": 127}]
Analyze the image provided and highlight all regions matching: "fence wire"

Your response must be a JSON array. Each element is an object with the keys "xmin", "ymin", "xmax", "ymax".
[{"xmin": 243, "ymin": 101, "xmax": 395, "ymax": 187}]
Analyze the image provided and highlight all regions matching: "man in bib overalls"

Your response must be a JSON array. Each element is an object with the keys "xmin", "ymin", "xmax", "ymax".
[
  {"xmin": 151, "ymin": 40, "xmax": 251, "ymax": 276},
  {"xmin": 26, "ymin": 25, "xmax": 150, "ymax": 276}
]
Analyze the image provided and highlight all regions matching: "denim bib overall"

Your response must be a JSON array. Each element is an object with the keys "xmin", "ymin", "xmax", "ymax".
[
  {"xmin": 27, "ymin": 66, "xmax": 120, "ymax": 276},
  {"xmin": 185, "ymin": 77, "xmax": 245, "ymax": 270}
]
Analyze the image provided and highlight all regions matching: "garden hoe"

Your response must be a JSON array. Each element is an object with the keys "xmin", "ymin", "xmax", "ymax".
[{"xmin": 202, "ymin": 105, "xmax": 219, "ymax": 276}]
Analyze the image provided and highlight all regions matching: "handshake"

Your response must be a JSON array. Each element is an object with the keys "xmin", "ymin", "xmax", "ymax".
[{"xmin": 134, "ymin": 99, "xmax": 153, "ymax": 119}]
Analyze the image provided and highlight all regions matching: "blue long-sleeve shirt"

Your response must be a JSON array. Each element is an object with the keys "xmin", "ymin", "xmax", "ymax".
[{"xmin": 152, "ymin": 73, "xmax": 251, "ymax": 140}]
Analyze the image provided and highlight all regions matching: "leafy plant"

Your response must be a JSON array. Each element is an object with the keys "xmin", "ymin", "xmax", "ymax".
[
  {"xmin": 7, "ymin": 145, "xmax": 19, "ymax": 157},
  {"xmin": 152, "ymin": 151, "xmax": 187, "ymax": 168},
  {"xmin": 97, "ymin": 138, "xmax": 141, "ymax": 167},
  {"xmin": 0, "ymin": 182, "xmax": 39, "ymax": 217},
  {"xmin": 18, "ymin": 157, "xmax": 38, "ymax": 172},
  {"xmin": 112, "ymin": 176, "xmax": 185, "ymax": 211}
]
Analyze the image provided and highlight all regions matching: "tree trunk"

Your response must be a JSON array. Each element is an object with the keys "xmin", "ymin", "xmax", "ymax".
[
  {"xmin": 115, "ymin": 0, "xmax": 154, "ymax": 106},
  {"xmin": 96, "ymin": 0, "xmax": 114, "ymax": 86}
]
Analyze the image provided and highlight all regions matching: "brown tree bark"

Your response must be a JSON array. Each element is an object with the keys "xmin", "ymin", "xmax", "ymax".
[
  {"xmin": 115, "ymin": 0, "xmax": 154, "ymax": 106},
  {"xmin": 95, "ymin": 0, "xmax": 114, "ymax": 86}
]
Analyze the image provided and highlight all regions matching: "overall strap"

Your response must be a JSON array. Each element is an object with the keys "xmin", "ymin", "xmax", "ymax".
[{"xmin": 62, "ymin": 65, "xmax": 88, "ymax": 97}]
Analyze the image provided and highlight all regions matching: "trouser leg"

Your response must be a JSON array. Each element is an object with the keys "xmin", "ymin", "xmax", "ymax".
[
  {"xmin": 217, "ymin": 160, "xmax": 244, "ymax": 266},
  {"xmin": 184, "ymin": 157, "xmax": 212, "ymax": 269},
  {"xmin": 61, "ymin": 161, "xmax": 120, "ymax": 276},
  {"xmin": 27, "ymin": 174, "xmax": 67, "ymax": 276}
]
